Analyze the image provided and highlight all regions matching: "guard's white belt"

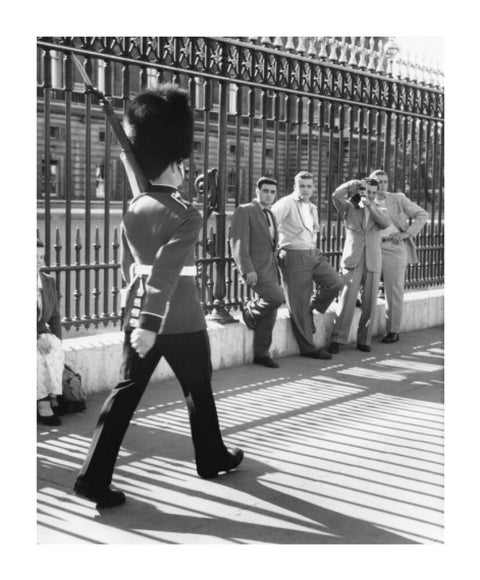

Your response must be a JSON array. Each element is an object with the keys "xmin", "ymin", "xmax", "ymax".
[{"xmin": 133, "ymin": 264, "xmax": 196, "ymax": 277}]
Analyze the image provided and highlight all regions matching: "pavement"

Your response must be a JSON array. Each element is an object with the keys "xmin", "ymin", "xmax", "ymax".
[{"xmin": 37, "ymin": 326, "xmax": 444, "ymax": 545}]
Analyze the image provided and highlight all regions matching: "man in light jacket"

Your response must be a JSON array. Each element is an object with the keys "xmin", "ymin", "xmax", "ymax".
[
  {"xmin": 328, "ymin": 178, "xmax": 390, "ymax": 354},
  {"xmin": 369, "ymin": 169, "xmax": 428, "ymax": 343}
]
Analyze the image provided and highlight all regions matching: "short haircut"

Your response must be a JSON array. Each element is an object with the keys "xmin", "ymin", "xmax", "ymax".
[
  {"xmin": 369, "ymin": 169, "xmax": 387, "ymax": 179},
  {"xmin": 124, "ymin": 83, "xmax": 194, "ymax": 181},
  {"xmin": 295, "ymin": 171, "xmax": 314, "ymax": 182},
  {"xmin": 364, "ymin": 177, "xmax": 379, "ymax": 187},
  {"xmin": 256, "ymin": 176, "xmax": 277, "ymax": 190}
]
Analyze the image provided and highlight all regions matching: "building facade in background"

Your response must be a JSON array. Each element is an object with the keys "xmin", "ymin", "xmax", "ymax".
[{"xmin": 37, "ymin": 37, "xmax": 444, "ymax": 334}]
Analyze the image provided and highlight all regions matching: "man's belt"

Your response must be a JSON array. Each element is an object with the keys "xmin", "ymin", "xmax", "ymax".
[{"xmin": 133, "ymin": 264, "xmax": 197, "ymax": 277}]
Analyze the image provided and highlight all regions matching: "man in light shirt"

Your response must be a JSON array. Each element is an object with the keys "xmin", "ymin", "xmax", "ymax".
[{"xmin": 271, "ymin": 171, "xmax": 344, "ymax": 359}]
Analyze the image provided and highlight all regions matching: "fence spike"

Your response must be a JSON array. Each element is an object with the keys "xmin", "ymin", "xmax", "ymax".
[
  {"xmin": 318, "ymin": 37, "xmax": 328, "ymax": 59},
  {"xmin": 285, "ymin": 37, "xmax": 295, "ymax": 52},
  {"xmin": 348, "ymin": 42, "xmax": 357, "ymax": 67},
  {"xmin": 75, "ymin": 227, "xmax": 82, "ymax": 249},
  {"xmin": 328, "ymin": 38, "xmax": 338, "ymax": 61},
  {"xmin": 296, "ymin": 36, "xmax": 306, "ymax": 55},
  {"xmin": 273, "ymin": 36, "xmax": 284, "ymax": 49},
  {"xmin": 358, "ymin": 45, "xmax": 367, "ymax": 69},
  {"xmin": 339, "ymin": 39, "xmax": 348, "ymax": 64},
  {"xmin": 367, "ymin": 49, "xmax": 376, "ymax": 71},
  {"xmin": 113, "ymin": 226, "xmax": 119, "ymax": 245},
  {"xmin": 376, "ymin": 53, "xmax": 385, "ymax": 74}
]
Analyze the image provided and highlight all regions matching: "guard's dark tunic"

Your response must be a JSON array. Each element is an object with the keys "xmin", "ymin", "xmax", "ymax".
[
  {"xmin": 77, "ymin": 184, "xmax": 229, "ymax": 488},
  {"xmin": 121, "ymin": 185, "xmax": 206, "ymax": 335}
]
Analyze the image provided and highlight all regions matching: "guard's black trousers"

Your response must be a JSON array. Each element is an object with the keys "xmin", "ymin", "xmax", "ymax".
[{"xmin": 77, "ymin": 329, "xmax": 229, "ymax": 487}]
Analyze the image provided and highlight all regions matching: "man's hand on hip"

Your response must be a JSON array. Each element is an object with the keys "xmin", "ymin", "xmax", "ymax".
[
  {"xmin": 245, "ymin": 271, "xmax": 258, "ymax": 286},
  {"xmin": 131, "ymin": 328, "xmax": 157, "ymax": 358},
  {"xmin": 390, "ymin": 231, "xmax": 411, "ymax": 244}
]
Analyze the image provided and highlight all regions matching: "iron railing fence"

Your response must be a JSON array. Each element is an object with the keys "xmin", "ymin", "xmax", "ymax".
[{"xmin": 36, "ymin": 36, "xmax": 444, "ymax": 332}]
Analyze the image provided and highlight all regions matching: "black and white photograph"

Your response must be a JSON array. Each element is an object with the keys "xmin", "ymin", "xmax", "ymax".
[{"xmin": 4, "ymin": 1, "xmax": 478, "ymax": 578}]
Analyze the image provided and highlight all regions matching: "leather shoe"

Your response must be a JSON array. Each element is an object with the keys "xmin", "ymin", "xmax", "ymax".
[
  {"xmin": 328, "ymin": 341, "xmax": 340, "ymax": 355},
  {"xmin": 74, "ymin": 479, "xmax": 126, "ymax": 508},
  {"xmin": 37, "ymin": 413, "xmax": 61, "ymax": 426},
  {"xmin": 356, "ymin": 343, "xmax": 371, "ymax": 352},
  {"xmin": 241, "ymin": 308, "xmax": 256, "ymax": 330},
  {"xmin": 253, "ymin": 355, "xmax": 279, "ymax": 368},
  {"xmin": 381, "ymin": 332, "xmax": 399, "ymax": 343},
  {"xmin": 301, "ymin": 348, "xmax": 332, "ymax": 360},
  {"xmin": 197, "ymin": 448, "xmax": 244, "ymax": 479}
]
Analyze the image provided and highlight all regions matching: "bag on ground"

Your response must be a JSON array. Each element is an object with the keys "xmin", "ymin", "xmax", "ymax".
[{"xmin": 60, "ymin": 364, "xmax": 87, "ymax": 413}]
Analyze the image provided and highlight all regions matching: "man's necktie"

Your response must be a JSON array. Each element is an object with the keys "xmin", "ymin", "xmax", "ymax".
[{"xmin": 263, "ymin": 209, "xmax": 274, "ymax": 238}]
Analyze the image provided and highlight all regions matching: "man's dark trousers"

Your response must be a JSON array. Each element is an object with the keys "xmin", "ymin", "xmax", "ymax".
[
  {"xmin": 278, "ymin": 248, "xmax": 344, "ymax": 354},
  {"xmin": 247, "ymin": 281, "xmax": 285, "ymax": 357},
  {"xmin": 77, "ymin": 329, "xmax": 228, "ymax": 487}
]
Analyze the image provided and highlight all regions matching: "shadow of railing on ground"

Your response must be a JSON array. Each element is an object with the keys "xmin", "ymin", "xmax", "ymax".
[{"xmin": 37, "ymin": 338, "xmax": 444, "ymax": 544}]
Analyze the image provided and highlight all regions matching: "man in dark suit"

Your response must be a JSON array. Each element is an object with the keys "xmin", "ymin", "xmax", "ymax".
[
  {"xmin": 230, "ymin": 177, "xmax": 285, "ymax": 368},
  {"xmin": 74, "ymin": 84, "xmax": 243, "ymax": 508}
]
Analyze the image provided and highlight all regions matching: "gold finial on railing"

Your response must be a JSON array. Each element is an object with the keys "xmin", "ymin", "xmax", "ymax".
[
  {"xmin": 376, "ymin": 50, "xmax": 385, "ymax": 74},
  {"xmin": 339, "ymin": 37, "xmax": 348, "ymax": 64},
  {"xmin": 424, "ymin": 63, "xmax": 432, "ymax": 87},
  {"xmin": 328, "ymin": 37, "xmax": 338, "ymax": 61},
  {"xmin": 358, "ymin": 37, "xmax": 367, "ymax": 69},
  {"xmin": 392, "ymin": 56, "xmax": 401, "ymax": 79},
  {"xmin": 412, "ymin": 55, "xmax": 420, "ymax": 83},
  {"xmin": 260, "ymin": 36, "xmax": 272, "ymax": 46},
  {"xmin": 273, "ymin": 36, "xmax": 284, "ymax": 49},
  {"xmin": 419, "ymin": 57, "xmax": 427, "ymax": 85},
  {"xmin": 348, "ymin": 37, "xmax": 357, "ymax": 67},
  {"xmin": 367, "ymin": 46, "xmax": 376, "ymax": 71},
  {"xmin": 438, "ymin": 67, "xmax": 445, "ymax": 89},
  {"xmin": 318, "ymin": 37, "xmax": 328, "ymax": 59},
  {"xmin": 247, "ymin": 36, "xmax": 259, "ymax": 44},
  {"xmin": 395, "ymin": 57, "xmax": 403, "ymax": 80},
  {"xmin": 308, "ymin": 37, "xmax": 317, "ymax": 57},
  {"xmin": 296, "ymin": 36, "xmax": 306, "ymax": 55},
  {"xmin": 429, "ymin": 64, "xmax": 439, "ymax": 88},
  {"xmin": 285, "ymin": 37, "xmax": 295, "ymax": 51}
]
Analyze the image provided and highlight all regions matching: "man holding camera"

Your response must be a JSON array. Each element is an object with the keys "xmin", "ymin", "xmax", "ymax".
[{"xmin": 328, "ymin": 177, "xmax": 391, "ymax": 354}]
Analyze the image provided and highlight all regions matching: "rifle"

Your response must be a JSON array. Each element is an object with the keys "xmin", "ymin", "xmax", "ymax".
[{"xmin": 71, "ymin": 54, "xmax": 150, "ymax": 197}]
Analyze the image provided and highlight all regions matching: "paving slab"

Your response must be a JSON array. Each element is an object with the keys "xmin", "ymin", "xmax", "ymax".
[{"xmin": 37, "ymin": 326, "xmax": 444, "ymax": 544}]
